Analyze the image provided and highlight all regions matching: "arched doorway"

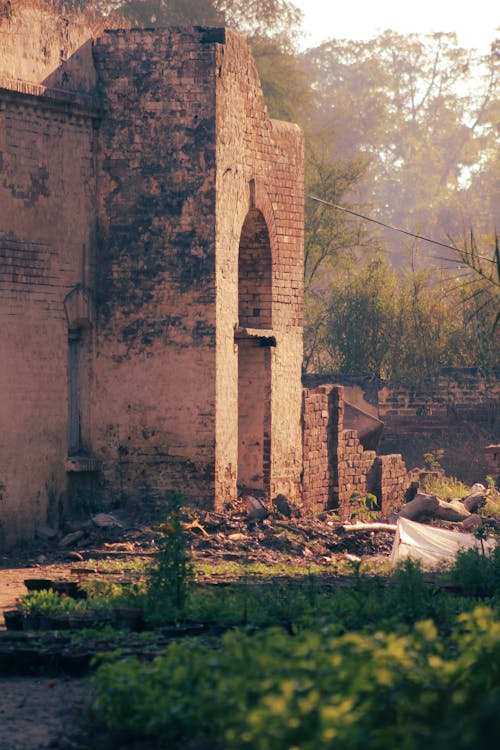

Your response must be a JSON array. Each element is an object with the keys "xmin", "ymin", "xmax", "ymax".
[{"xmin": 237, "ymin": 209, "xmax": 273, "ymax": 495}]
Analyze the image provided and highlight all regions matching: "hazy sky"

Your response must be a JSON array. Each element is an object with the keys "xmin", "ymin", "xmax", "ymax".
[{"xmin": 294, "ymin": 0, "xmax": 499, "ymax": 52}]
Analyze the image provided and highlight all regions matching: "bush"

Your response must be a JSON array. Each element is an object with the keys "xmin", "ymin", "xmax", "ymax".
[
  {"xmin": 450, "ymin": 546, "xmax": 500, "ymax": 597},
  {"xmin": 145, "ymin": 493, "xmax": 194, "ymax": 623},
  {"xmin": 90, "ymin": 607, "xmax": 500, "ymax": 750}
]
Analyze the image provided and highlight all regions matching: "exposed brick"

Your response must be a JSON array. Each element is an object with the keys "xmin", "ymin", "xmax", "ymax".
[{"xmin": 0, "ymin": 10, "xmax": 303, "ymax": 548}]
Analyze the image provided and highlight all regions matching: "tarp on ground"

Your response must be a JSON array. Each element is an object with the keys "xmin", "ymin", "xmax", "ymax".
[{"xmin": 390, "ymin": 517, "xmax": 495, "ymax": 568}]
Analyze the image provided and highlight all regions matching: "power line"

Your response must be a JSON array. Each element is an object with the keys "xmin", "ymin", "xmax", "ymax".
[{"xmin": 307, "ymin": 194, "xmax": 495, "ymax": 263}]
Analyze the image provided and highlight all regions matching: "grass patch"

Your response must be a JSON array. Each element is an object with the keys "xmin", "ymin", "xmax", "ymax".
[
  {"xmin": 483, "ymin": 489, "xmax": 500, "ymax": 518},
  {"xmin": 421, "ymin": 474, "xmax": 470, "ymax": 499}
]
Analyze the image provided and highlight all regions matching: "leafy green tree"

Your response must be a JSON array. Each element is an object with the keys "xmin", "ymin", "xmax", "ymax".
[{"xmin": 320, "ymin": 257, "xmax": 400, "ymax": 380}]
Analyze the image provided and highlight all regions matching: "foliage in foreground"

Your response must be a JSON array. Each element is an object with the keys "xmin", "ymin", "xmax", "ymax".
[{"xmin": 90, "ymin": 606, "xmax": 500, "ymax": 750}]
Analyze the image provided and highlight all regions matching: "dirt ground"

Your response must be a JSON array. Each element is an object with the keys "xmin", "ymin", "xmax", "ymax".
[
  {"xmin": 0, "ymin": 560, "xmax": 93, "ymax": 750},
  {"xmin": 0, "ymin": 503, "xmax": 396, "ymax": 749},
  {"xmin": 0, "ymin": 676, "xmax": 91, "ymax": 750}
]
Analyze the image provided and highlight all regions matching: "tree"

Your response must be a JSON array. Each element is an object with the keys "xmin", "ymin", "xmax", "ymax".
[
  {"xmin": 302, "ymin": 32, "xmax": 500, "ymax": 265},
  {"xmin": 322, "ymin": 257, "xmax": 400, "ymax": 380},
  {"xmin": 305, "ymin": 250, "xmax": 500, "ymax": 384},
  {"xmin": 452, "ymin": 232, "xmax": 500, "ymax": 335},
  {"xmin": 74, "ymin": 0, "xmax": 303, "ymax": 41}
]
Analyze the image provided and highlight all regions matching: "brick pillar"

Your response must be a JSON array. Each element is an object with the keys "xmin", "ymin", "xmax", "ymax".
[{"xmin": 302, "ymin": 386, "xmax": 332, "ymax": 512}]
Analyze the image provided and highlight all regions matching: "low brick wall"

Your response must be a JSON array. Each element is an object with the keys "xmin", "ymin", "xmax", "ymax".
[
  {"xmin": 335, "ymin": 429, "xmax": 377, "ymax": 512},
  {"xmin": 304, "ymin": 369, "xmax": 500, "ymax": 441},
  {"xmin": 379, "ymin": 368, "xmax": 499, "ymax": 440},
  {"xmin": 376, "ymin": 454, "xmax": 411, "ymax": 515},
  {"xmin": 302, "ymin": 385, "xmax": 410, "ymax": 518}
]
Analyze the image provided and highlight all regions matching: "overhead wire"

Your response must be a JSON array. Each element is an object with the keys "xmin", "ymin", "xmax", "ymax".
[{"xmin": 307, "ymin": 194, "xmax": 496, "ymax": 265}]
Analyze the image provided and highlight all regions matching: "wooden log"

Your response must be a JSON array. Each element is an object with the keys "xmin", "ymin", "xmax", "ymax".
[{"xmin": 342, "ymin": 523, "xmax": 397, "ymax": 532}]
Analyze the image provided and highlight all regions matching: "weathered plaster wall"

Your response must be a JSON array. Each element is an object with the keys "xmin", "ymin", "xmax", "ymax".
[
  {"xmin": 214, "ymin": 31, "xmax": 304, "ymax": 505},
  {"xmin": 91, "ymin": 28, "xmax": 220, "ymax": 507},
  {"xmin": 0, "ymin": 9, "xmax": 97, "ymax": 546},
  {"xmin": 0, "ymin": 6, "xmax": 95, "ymax": 92}
]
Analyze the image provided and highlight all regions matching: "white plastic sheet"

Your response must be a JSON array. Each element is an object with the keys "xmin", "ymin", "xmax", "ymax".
[{"xmin": 390, "ymin": 517, "xmax": 495, "ymax": 568}]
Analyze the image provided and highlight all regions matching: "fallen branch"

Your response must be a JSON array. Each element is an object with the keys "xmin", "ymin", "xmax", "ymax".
[
  {"xmin": 182, "ymin": 519, "xmax": 209, "ymax": 537},
  {"xmin": 342, "ymin": 523, "xmax": 397, "ymax": 532}
]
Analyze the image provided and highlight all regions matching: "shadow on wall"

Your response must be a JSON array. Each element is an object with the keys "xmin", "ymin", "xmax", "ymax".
[
  {"xmin": 42, "ymin": 38, "xmax": 96, "ymax": 93},
  {"xmin": 380, "ymin": 423, "xmax": 498, "ymax": 485},
  {"xmin": 344, "ymin": 402, "xmax": 384, "ymax": 452}
]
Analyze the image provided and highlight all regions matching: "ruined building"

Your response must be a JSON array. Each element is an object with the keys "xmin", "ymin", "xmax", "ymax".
[{"xmin": 0, "ymin": 8, "xmax": 408, "ymax": 549}]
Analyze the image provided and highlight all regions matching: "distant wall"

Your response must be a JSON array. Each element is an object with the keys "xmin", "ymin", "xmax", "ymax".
[
  {"xmin": 304, "ymin": 368, "xmax": 500, "ymax": 441},
  {"xmin": 378, "ymin": 368, "xmax": 500, "ymax": 440}
]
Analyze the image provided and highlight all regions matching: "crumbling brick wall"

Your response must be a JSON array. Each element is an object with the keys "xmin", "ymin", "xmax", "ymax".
[
  {"xmin": 0, "ymin": 9, "xmax": 304, "ymax": 548},
  {"xmin": 214, "ymin": 31, "xmax": 304, "ymax": 505},
  {"xmin": 91, "ymin": 28, "xmax": 304, "ymax": 509},
  {"xmin": 302, "ymin": 385, "xmax": 409, "ymax": 518},
  {"xmin": 376, "ymin": 454, "xmax": 411, "ymax": 515},
  {"xmin": 91, "ymin": 28, "xmax": 221, "ymax": 507},
  {"xmin": 302, "ymin": 386, "xmax": 331, "ymax": 512}
]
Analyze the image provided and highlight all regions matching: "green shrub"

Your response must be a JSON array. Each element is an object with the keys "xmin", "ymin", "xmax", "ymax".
[
  {"xmin": 145, "ymin": 493, "xmax": 194, "ymax": 623},
  {"xmin": 348, "ymin": 491, "xmax": 379, "ymax": 521},
  {"xmin": 450, "ymin": 546, "xmax": 500, "ymax": 597},
  {"xmin": 90, "ymin": 607, "xmax": 500, "ymax": 750},
  {"xmin": 20, "ymin": 589, "xmax": 87, "ymax": 616},
  {"xmin": 390, "ymin": 558, "xmax": 431, "ymax": 623}
]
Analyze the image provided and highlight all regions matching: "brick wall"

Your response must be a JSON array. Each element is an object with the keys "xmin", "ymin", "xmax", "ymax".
[
  {"xmin": 0, "ymin": 9, "xmax": 97, "ymax": 546},
  {"xmin": 378, "ymin": 368, "xmax": 499, "ymax": 439},
  {"xmin": 214, "ymin": 31, "xmax": 304, "ymax": 506},
  {"xmin": 0, "ymin": 11, "xmax": 305, "ymax": 547},
  {"xmin": 302, "ymin": 385, "xmax": 409, "ymax": 518},
  {"xmin": 91, "ymin": 28, "xmax": 220, "ymax": 507},
  {"xmin": 305, "ymin": 369, "xmax": 499, "ymax": 442},
  {"xmin": 376, "ymin": 454, "xmax": 411, "ymax": 515},
  {"xmin": 302, "ymin": 386, "xmax": 331, "ymax": 512},
  {"xmin": 336, "ymin": 430, "xmax": 378, "ymax": 517}
]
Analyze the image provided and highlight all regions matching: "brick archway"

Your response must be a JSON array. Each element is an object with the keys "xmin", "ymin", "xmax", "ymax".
[{"xmin": 237, "ymin": 209, "xmax": 272, "ymax": 494}]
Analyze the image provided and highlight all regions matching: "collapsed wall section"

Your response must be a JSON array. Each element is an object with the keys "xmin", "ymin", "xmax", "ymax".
[
  {"xmin": 301, "ymin": 386, "xmax": 331, "ymax": 513},
  {"xmin": 92, "ymin": 28, "xmax": 220, "ymax": 507},
  {"xmin": 302, "ymin": 385, "xmax": 410, "ymax": 518}
]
